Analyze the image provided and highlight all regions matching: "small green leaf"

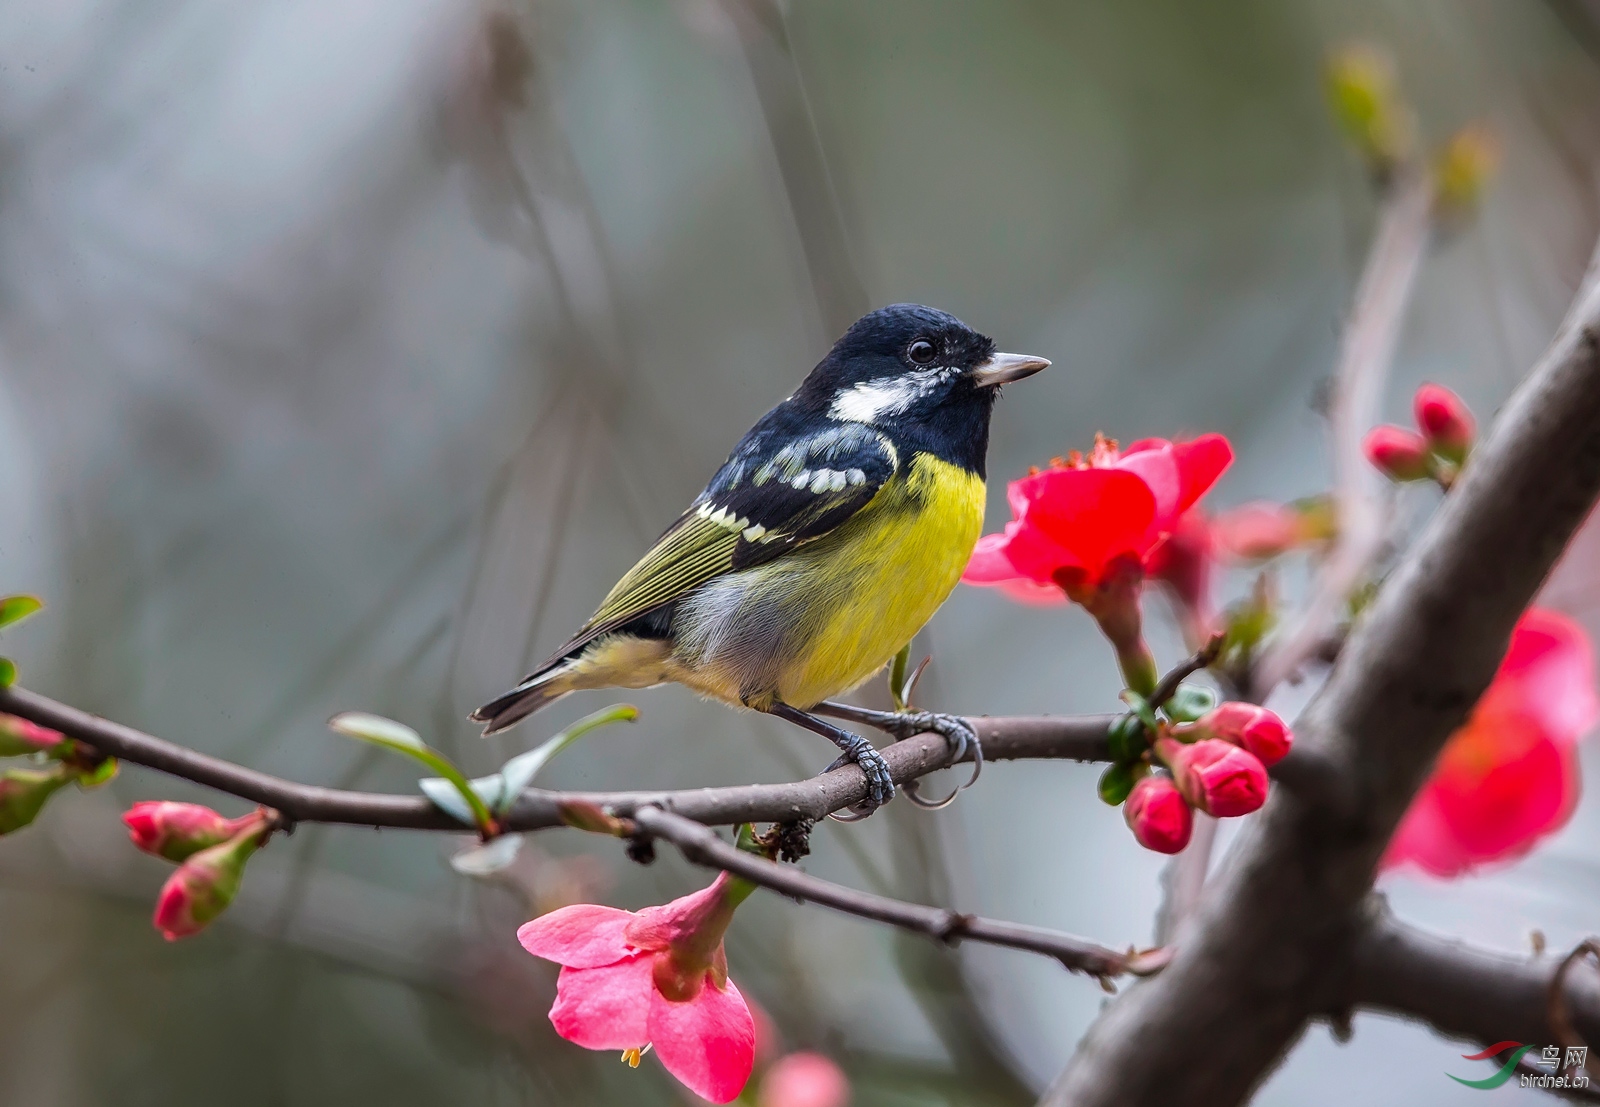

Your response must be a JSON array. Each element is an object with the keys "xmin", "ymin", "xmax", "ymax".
[
  {"xmin": 419, "ymin": 774, "xmax": 504, "ymax": 826},
  {"xmin": 1098, "ymin": 762, "xmax": 1136, "ymax": 806},
  {"xmin": 1164, "ymin": 685, "xmax": 1217, "ymax": 724},
  {"xmin": 491, "ymin": 704, "xmax": 639, "ymax": 816},
  {"xmin": 449, "ymin": 834, "xmax": 523, "ymax": 877},
  {"xmin": 330, "ymin": 712, "xmax": 496, "ymax": 835},
  {"xmin": 1107, "ymin": 714, "xmax": 1147, "ymax": 762},
  {"xmin": 75, "ymin": 757, "xmax": 119, "ymax": 789},
  {"xmin": 0, "ymin": 596, "xmax": 43, "ymax": 631},
  {"xmin": 329, "ymin": 712, "xmax": 425, "ymax": 752},
  {"xmin": 889, "ymin": 645, "xmax": 911, "ymax": 711},
  {"xmin": 1119, "ymin": 690, "xmax": 1160, "ymax": 734},
  {"xmin": 0, "ymin": 659, "xmax": 16, "ymax": 689}
]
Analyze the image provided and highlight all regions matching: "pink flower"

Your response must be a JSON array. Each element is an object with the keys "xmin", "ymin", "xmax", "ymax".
[
  {"xmin": 1413, "ymin": 382, "xmax": 1474, "ymax": 462},
  {"xmin": 964, "ymin": 435, "xmax": 1233, "ymax": 601},
  {"xmin": 1157, "ymin": 737, "xmax": 1269, "ymax": 818},
  {"xmin": 1145, "ymin": 509, "xmax": 1217, "ymax": 642},
  {"xmin": 759, "ymin": 1052, "xmax": 851, "ymax": 1107},
  {"xmin": 1363, "ymin": 425, "xmax": 1431, "ymax": 482},
  {"xmin": 123, "ymin": 801, "xmax": 254, "ymax": 863},
  {"xmin": 1123, "ymin": 775, "xmax": 1193, "ymax": 854},
  {"xmin": 1384, "ymin": 608, "xmax": 1598, "ymax": 877},
  {"xmin": 518, "ymin": 873, "xmax": 757, "ymax": 1103},
  {"xmin": 1211, "ymin": 502, "xmax": 1301, "ymax": 562},
  {"xmin": 0, "ymin": 714, "xmax": 65, "ymax": 757},
  {"xmin": 1189, "ymin": 703, "xmax": 1294, "ymax": 768},
  {"xmin": 153, "ymin": 821, "xmax": 269, "ymax": 940}
]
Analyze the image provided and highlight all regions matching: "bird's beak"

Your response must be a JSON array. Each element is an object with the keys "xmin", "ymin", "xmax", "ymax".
[{"xmin": 971, "ymin": 352, "xmax": 1050, "ymax": 388}]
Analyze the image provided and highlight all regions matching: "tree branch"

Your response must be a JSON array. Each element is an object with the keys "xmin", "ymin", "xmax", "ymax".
[
  {"xmin": 0, "ymin": 683, "xmax": 1112, "ymax": 831},
  {"xmin": 1341, "ymin": 899, "xmax": 1600, "ymax": 1059},
  {"xmin": 1042, "ymin": 236, "xmax": 1600, "ymax": 1106},
  {"xmin": 630, "ymin": 806, "xmax": 1169, "ymax": 983}
]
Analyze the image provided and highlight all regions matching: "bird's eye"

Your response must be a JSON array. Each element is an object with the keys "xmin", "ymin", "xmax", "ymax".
[{"xmin": 908, "ymin": 339, "xmax": 937, "ymax": 365}]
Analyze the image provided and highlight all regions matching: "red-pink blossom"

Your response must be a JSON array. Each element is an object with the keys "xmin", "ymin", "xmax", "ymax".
[
  {"xmin": 1211, "ymin": 502, "xmax": 1302, "ymax": 562},
  {"xmin": 1145, "ymin": 509, "xmax": 1217, "ymax": 642},
  {"xmin": 1384, "ymin": 608, "xmax": 1598, "ymax": 877},
  {"xmin": 1123, "ymin": 775, "xmax": 1194, "ymax": 854},
  {"xmin": 153, "ymin": 823, "xmax": 268, "ymax": 940},
  {"xmin": 1363, "ymin": 425, "xmax": 1431, "ymax": 482},
  {"xmin": 1157, "ymin": 737, "xmax": 1269, "ymax": 818},
  {"xmin": 518, "ymin": 873, "xmax": 756, "ymax": 1103},
  {"xmin": 759, "ymin": 1052, "xmax": 851, "ymax": 1107},
  {"xmin": 123, "ymin": 801, "xmax": 253, "ymax": 863},
  {"xmin": 964, "ymin": 435, "xmax": 1233, "ymax": 600},
  {"xmin": 1191, "ymin": 703, "xmax": 1294, "ymax": 768},
  {"xmin": 0, "ymin": 714, "xmax": 65, "ymax": 757},
  {"xmin": 1413, "ymin": 382, "xmax": 1474, "ymax": 462}
]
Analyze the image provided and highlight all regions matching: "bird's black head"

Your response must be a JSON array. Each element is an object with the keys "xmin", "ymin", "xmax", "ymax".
[{"xmin": 792, "ymin": 304, "xmax": 1048, "ymax": 477}]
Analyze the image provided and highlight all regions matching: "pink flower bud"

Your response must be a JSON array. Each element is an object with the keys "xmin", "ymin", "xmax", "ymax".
[
  {"xmin": 1195, "ymin": 703, "xmax": 1293, "ymax": 767},
  {"xmin": 1157, "ymin": 738, "xmax": 1269, "ymax": 818},
  {"xmin": 1362, "ymin": 425, "xmax": 1432, "ymax": 482},
  {"xmin": 0, "ymin": 765, "xmax": 74, "ymax": 834},
  {"xmin": 152, "ymin": 825, "xmax": 268, "ymax": 940},
  {"xmin": 1412, "ymin": 383, "xmax": 1474, "ymax": 463},
  {"xmin": 759, "ymin": 1052, "xmax": 851, "ymax": 1107},
  {"xmin": 0, "ymin": 714, "xmax": 66, "ymax": 757},
  {"xmin": 1123, "ymin": 775, "xmax": 1193, "ymax": 854},
  {"xmin": 123, "ymin": 801, "xmax": 246, "ymax": 863}
]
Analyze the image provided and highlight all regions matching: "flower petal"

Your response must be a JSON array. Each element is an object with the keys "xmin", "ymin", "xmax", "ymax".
[
  {"xmin": 518, "ymin": 904, "xmax": 637, "ymax": 968},
  {"xmin": 649, "ymin": 975, "xmax": 756, "ymax": 1104},
  {"xmin": 1112, "ymin": 441, "xmax": 1182, "ymax": 532},
  {"xmin": 548, "ymin": 956, "xmax": 653, "ymax": 1050},
  {"xmin": 1171, "ymin": 434, "xmax": 1234, "ymax": 513},
  {"xmin": 1432, "ymin": 733, "xmax": 1578, "ymax": 865},
  {"xmin": 961, "ymin": 530, "xmax": 1031, "ymax": 584},
  {"xmin": 1015, "ymin": 469, "xmax": 1158, "ymax": 582},
  {"xmin": 1491, "ymin": 608, "xmax": 1599, "ymax": 745}
]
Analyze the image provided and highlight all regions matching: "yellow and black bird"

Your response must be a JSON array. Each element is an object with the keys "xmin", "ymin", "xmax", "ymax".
[{"xmin": 472, "ymin": 304, "xmax": 1048, "ymax": 814}]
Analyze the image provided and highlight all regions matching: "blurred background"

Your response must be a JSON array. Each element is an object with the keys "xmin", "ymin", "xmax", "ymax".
[{"xmin": 0, "ymin": 0, "xmax": 1598, "ymax": 1102}]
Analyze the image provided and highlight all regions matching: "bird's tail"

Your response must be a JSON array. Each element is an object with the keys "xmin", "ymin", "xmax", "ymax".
[{"xmin": 469, "ymin": 662, "xmax": 578, "ymax": 736}]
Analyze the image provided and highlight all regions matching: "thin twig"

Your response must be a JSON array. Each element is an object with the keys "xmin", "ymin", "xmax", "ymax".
[
  {"xmin": 630, "ymin": 806, "xmax": 1169, "ymax": 984},
  {"xmin": 1252, "ymin": 172, "xmax": 1434, "ymax": 697},
  {"xmin": 0, "ymin": 684, "xmax": 1113, "ymax": 831}
]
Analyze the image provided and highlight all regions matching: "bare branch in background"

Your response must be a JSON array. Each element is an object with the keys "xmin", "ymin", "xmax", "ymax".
[
  {"xmin": 1251, "ymin": 171, "xmax": 1435, "ymax": 697},
  {"xmin": 1042, "ymin": 234, "xmax": 1600, "ymax": 1107},
  {"xmin": 630, "ymin": 806, "xmax": 1169, "ymax": 983},
  {"xmin": 714, "ymin": 0, "xmax": 870, "ymax": 337}
]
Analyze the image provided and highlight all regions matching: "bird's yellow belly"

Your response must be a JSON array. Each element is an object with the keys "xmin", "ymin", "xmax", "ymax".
[{"xmin": 668, "ymin": 453, "xmax": 985, "ymax": 710}]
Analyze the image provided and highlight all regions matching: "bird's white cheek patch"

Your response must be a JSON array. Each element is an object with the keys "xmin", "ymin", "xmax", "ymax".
[{"xmin": 829, "ymin": 369, "xmax": 953, "ymax": 424}]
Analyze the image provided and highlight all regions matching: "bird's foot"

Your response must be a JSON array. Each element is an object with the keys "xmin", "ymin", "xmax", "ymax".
[
  {"xmin": 821, "ymin": 732, "xmax": 895, "ymax": 822},
  {"xmin": 815, "ymin": 704, "xmax": 982, "ymax": 810}
]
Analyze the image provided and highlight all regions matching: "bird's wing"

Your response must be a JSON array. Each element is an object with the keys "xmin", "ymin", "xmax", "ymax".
[{"xmin": 545, "ymin": 421, "xmax": 899, "ymax": 662}]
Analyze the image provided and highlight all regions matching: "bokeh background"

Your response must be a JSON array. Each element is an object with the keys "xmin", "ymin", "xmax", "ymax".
[{"xmin": 1, "ymin": 0, "xmax": 1599, "ymax": 1103}]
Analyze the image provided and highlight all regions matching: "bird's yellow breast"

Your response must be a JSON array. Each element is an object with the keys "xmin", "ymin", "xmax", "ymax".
[{"xmin": 690, "ymin": 451, "xmax": 985, "ymax": 709}]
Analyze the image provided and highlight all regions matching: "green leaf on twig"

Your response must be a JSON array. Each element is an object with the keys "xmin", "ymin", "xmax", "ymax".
[
  {"xmin": 492, "ymin": 704, "xmax": 639, "ymax": 816},
  {"xmin": 329, "ymin": 712, "xmax": 497, "ymax": 836},
  {"xmin": 1119, "ymin": 691, "xmax": 1160, "ymax": 734},
  {"xmin": 1098, "ymin": 762, "xmax": 1137, "ymax": 806},
  {"xmin": 0, "ymin": 596, "xmax": 43, "ymax": 632},
  {"xmin": 1163, "ymin": 684, "xmax": 1217, "ymax": 724},
  {"xmin": 0, "ymin": 659, "xmax": 16, "ymax": 689}
]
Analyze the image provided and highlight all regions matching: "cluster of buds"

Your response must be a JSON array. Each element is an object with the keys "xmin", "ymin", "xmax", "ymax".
[
  {"xmin": 122, "ymin": 801, "xmax": 278, "ymax": 940},
  {"xmin": 0, "ymin": 713, "xmax": 119, "ymax": 835},
  {"xmin": 1103, "ymin": 697, "xmax": 1292, "ymax": 854},
  {"xmin": 1364, "ymin": 383, "xmax": 1476, "ymax": 487}
]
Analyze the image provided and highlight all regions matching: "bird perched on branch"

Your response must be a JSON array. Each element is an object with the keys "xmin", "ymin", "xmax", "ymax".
[{"xmin": 473, "ymin": 304, "xmax": 1048, "ymax": 816}]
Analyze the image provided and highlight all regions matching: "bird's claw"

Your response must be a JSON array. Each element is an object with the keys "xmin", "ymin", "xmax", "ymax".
[
  {"xmin": 893, "ymin": 711, "xmax": 983, "ymax": 810},
  {"xmin": 822, "ymin": 732, "xmax": 895, "ymax": 822}
]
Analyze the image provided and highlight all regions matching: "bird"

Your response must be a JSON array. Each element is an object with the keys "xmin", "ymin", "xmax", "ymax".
[{"xmin": 472, "ymin": 304, "xmax": 1048, "ymax": 815}]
